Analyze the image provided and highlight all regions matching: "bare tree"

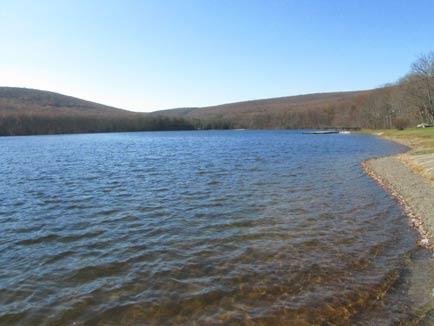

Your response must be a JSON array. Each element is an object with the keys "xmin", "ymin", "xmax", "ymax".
[{"xmin": 406, "ymin": 52, "xmax": 434, "ymax": 122}]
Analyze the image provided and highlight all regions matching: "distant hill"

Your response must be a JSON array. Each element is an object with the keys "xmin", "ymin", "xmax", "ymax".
[
  {"xmin": 0, "ymin": 87, "xmax": 383, "ymax": 136},
  {"xmin": 0, "ymin": 87, "xmax": 127, "ymax": 114},
  {"xmin": 0, "ymin": 87, "xmax": 194, "ymax": 136},
  {"xmin": 152, "ymin": 90, "xmax": 373, "ymax": 129}
]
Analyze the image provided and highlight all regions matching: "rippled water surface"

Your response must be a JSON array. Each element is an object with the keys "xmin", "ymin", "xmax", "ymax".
[{"xmin": 0, "ymin": 131, "xmax": 429, "ymax": 324}]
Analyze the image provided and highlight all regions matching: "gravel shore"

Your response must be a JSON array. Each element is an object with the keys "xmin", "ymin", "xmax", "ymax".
[{"xmin": 363, "ymin": 155, "xmax": 434, "ymax": 247}]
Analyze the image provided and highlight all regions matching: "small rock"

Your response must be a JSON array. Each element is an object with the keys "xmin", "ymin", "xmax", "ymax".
[{"xmin": 420, "ymin": 238, "xmax": 430, "ymax": 246}]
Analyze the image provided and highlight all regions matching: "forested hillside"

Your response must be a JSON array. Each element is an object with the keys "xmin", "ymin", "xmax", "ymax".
[
  {"xmin": 1, "ymin": 52, "xmax": 433, "ymax": 136},
  {"xmin": 0, "ymin": 88, "xmax": 194, "ymax": 136},
  {"xmin": 155, "ymin": 91, "xmax": 372, "ymax": 129},
  {"xmin": 155, "ymin": 52, "xmax": 434, "ymax": 130}
]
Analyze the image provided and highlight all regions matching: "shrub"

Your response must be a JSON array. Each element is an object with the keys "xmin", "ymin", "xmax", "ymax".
[{"xmin": 393, "ymin": 117, "xmax": 409, "ymax": 130}]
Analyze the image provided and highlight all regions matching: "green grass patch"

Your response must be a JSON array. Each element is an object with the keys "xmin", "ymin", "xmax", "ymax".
[{"xmin": 370, "ymin": 128, "xmax": 434, "ymax": 154}]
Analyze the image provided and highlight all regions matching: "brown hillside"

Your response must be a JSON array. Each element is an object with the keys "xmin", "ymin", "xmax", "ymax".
[
  {"xmin": 0, "ymin": 87, "xmax": 194, "ymax": 136},
  {"xmin": 153, "ymin": 90, "xmax": 374, "ymax": 129}
]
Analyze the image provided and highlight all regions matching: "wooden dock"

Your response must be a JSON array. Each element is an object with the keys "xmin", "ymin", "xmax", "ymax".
[{"xmin": 303, "ymin": 130, "xmax": 339, "ymax": 134}]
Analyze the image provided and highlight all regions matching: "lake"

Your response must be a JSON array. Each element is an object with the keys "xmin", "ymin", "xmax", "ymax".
[{"xmin": 0, "ymin": 130, "xmax": 431, "ymax": 324}]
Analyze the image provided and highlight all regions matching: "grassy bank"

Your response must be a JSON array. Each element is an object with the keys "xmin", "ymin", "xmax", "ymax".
[{"xmin": 368, "ymin": 128, "xmax": 434, "ymax": 155}]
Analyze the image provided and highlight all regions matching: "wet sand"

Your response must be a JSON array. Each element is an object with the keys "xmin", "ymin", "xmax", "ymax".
[
  {"xmin": 363, "ymin": 152, "xmax": 434, "ymax": 324},
  {"xmin": 363, "ymin": 155, "xmax": 434, "ymax": 248}
]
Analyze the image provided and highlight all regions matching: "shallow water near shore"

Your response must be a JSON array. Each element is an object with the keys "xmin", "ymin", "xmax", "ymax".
[{"xmin": 0, "ymin": 130, "xmax": 433, "ymax": 324}]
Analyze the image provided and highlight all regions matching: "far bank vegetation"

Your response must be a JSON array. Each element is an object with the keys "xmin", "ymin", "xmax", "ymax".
[
  {"xmin": 161, "ymin": 52, "xmax": 434, "ymax": 131},
  {"xmin": 1, "ymin": 52, "xmax": 433, "ymax": 136}
]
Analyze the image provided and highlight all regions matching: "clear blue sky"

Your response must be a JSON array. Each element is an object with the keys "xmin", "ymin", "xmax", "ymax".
[{"xmin": 1, "ymin": 0, "xmax": 433, "ymax": 112}]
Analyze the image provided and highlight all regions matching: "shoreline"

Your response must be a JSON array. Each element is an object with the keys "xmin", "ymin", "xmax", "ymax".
[{"xmin": 362, "ymin": 133, "xmax": 434, "ymax": 249}]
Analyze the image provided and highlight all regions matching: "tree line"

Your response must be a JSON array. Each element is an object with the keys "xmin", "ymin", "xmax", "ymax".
[
  {"xmin": 179, "ymin": 52, "xmax": 434, "ymax": 130},
  {"xmin": 355, "ymin": 52, "xmax": 434, "ymax": 129},
  {"xmin": 0, "ymin": 112, "xmax": 195, "ymax": 136},
  {"xmin": 1, "ymin": 52, "xmax": 433, "ymax": 135}
]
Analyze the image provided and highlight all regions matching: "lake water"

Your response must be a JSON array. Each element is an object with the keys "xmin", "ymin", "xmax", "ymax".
[{"xmin": 0, "ymin": 130, "xmax": 432, "ymax": 324}]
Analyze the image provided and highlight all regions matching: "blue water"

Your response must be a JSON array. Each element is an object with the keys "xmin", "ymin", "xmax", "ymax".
[{"xmin": 0, "ymin": 130, "xmax": 421, "ymax": 324}]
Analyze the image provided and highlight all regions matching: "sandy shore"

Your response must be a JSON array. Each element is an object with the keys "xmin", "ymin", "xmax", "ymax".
[{"xmin": 363, "ymin": 154, "xmax": 434, "ymax": 248}]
